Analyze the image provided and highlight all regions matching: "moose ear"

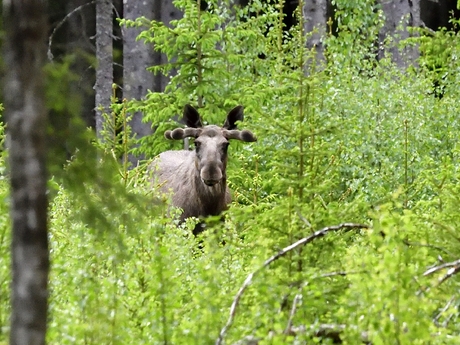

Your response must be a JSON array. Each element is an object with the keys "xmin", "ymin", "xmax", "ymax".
[
  {"xmin": 183, "ymin": 104, "xmax": 203, "ymax": 128},
  {"xmin": 223, "ymin": 105, "xmax": 244, "ymax": 130}
]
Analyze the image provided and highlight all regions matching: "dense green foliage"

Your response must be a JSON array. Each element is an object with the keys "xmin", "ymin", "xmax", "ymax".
[{"xmin": 1, "ymin": 0, "xmax": 460, "ymax": 344}]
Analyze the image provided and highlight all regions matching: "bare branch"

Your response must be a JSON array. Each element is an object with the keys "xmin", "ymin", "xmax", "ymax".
[
  {"xmin": 317, "ymin": 270, "xmax": 366, "ymax": 278},
  {"xmin": 296, "ymin": 209, "xmax": 312, "ymax": 228},
  {"xmin": 284, "ymin": 294, "xmax": 302, "ymax": 335},
  {"xmin": 420, "ymin": 21, "xmax": 436, "ymax": 36},
  {"xmin": 47, "ymin": 1, "xmax": 96, "ymax": 61},
  {"xmin": 437, "ymin": 266, "xmax": 460, "ymax": 286},
  {"xmin": 422, "ymin": 258, "xmax": 460, "ymax": 292},
  {"xmin": 423, "ymin": 258, "xmax": 460, "ymax": 277},
  {"xmin": 216, "ymin": 223, "xmax": 369, "ymax": 345},
  {"xmin": 434, "ymin": 296, "xmax": 455, "ymax": 327}
]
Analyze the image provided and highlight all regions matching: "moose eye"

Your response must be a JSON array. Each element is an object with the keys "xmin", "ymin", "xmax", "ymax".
[
  {"xmin": 222, "ymin": 142, "xmax": 230, "ymax": 152},
  {"xmin": 194, "ymin": 141, "xmax": 201, "ymax": 150}
]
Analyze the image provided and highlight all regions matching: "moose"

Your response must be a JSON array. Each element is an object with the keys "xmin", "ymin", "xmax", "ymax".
[{"xmin": 151, "ymin": 104, "xmax": 257, "ymax": 235}]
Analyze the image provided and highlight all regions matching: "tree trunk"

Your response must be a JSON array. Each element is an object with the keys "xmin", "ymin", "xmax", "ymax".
[
  {"xmin": 3, "ymin": 1, "xmax": 49, "ymax": 345},
  {"xmin": 66, "ymin": 0, "xmax": 97, "ymax": 128},
  {"xmin": 95, "ymin": 0, "xmax": 113, "ymax": 139},
  {"xmin": 123, "ymin": 0, "xmax": 158, "ymax": 165},
  {"xmin": 161, "ymin": 0, "xmax": 182, "ymax": 89},
  {"xmin": 302, "ymin": 0, "xmax": 327, "ymax": 68},
  {"xmin": 123, "ymin": 0, "xmax": 182, "ymax": 164},
  {"xmin": 378, "ymin": 0, "xmax": 420, "ymax": 68}
]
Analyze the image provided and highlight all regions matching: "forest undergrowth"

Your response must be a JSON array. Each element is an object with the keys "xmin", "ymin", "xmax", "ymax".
[{"xmin": 1, "ymin": 1, "xmax": 460, "ymax": 344}]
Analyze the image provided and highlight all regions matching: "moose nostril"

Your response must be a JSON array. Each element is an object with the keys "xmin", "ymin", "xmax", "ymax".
[
  {"xmin": 201, "ymin": 165, "xmax": 223, "ymax": 186},
  {"xmin": 203, "ymin": 179, "xmax": 219, "ymax": 186}
]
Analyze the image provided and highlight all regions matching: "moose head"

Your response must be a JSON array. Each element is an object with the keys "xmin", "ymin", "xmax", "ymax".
[{"xmin": 164, "ymin": 105, "xmax": 257, "ymax": 187}]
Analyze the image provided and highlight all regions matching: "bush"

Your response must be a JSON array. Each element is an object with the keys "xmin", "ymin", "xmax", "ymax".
[{"xmin": 2, "ymin": 1, "xmax": 460, "ymax": 344}]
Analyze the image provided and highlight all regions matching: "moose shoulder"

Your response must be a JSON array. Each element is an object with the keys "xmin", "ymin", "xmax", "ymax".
[{"xmin": 150, "ymin": 105, "xmax": 257, "ymax": 235}]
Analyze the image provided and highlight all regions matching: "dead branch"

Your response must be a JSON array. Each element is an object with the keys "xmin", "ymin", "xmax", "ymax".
[
  {"xmin": 423, "ymin": 258, "xmax": 460, "ymax": 278},
  {"xmin": 216, "ymin": 222, "xmax": 369, "ymax": 345},
  {"xmin": 296, "ymin": 209, "xmax": 312, "ymax": 228},
  {"xmin": 47, "ymin": 1, "xmax": 96, "ymax": 61},
  {"xmin": 437, "ymin": 265, "xmax": 460, "ymax": 286},
  {"xmin": 284, "ymin": 294, "xmax": 302, "ymax": 335},
  {"xmin": 317, "ymin": 270, "xmax": 366, "ymax": 278},
  {"xmin": 434, "ymin": 296, "xmax": 455, "ymax": 327}
]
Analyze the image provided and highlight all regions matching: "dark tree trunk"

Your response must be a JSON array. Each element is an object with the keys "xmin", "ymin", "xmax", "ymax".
[
  {"xmin": 123, "ymin": 0, "xmax": 182, "ymax": 164},
  {"xmin": 95, "ymin": 0, "xmax": 113, "ymax": 139},
  {"xmin": 123, "ymin": 0, "xmax": 158, "ymax": 165},
  {"xmin": 302, "ymin": 0, "xmax": 327, "ymax": 67},
  {"xmin": 161, "ymin": 0, "xmax": 182, "ymax": 89},
  {"xmin": 378, "ymin": 0, "xmax": 420, "ymax": 68},
  {"xmin": 420, "ymin": 0, "xmax": 460, "ymax": 31},
  {"xmin": 66, "ymin": 0, "xmax": 97, "ymax": 128},
  {"xmin": 3, "ymin": 1, "xmax": 50, "ymax": 345}
]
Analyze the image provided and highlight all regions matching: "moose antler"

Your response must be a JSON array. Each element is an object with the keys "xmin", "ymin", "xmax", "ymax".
[
  {"xmin": 223, "ymin": 129, "xmax": 257, "ymax": 142},
  {"xmin": 164, "ymin": 128, "xmax": 201, "ymax": 140}
]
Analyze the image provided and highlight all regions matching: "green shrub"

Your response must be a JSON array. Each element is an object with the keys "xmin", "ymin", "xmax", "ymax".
[{"xmin": 2, "ymin": 1, "xmax": 460, "ymax": 344}]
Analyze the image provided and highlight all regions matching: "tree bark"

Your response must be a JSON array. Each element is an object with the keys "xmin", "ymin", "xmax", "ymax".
[
  {"xmin": 378, "ymin": 0, "xmax": 420, "ymax": 68},
  {"xmin": 66, "ymin": 0, "xmax": 97, "ymax": 128},
  {"xmin": 302, "ymin": 0, "xmax": 327, "ymax": 67},
  {"xmin": 161, "ymin": 0, "xmax": 182, "ymax": 89},
  {"xmin": 123, "ymin": 0, "xmax": 182, "ymax": 165},
  {"xmin": 3, "ymin": 1, "xmax": 49, "ymax": 345},
  {"xmin": 123, "ymin": 0, "xmax": 158, "ymax": 165},
  {"xmin": 95, "ymin": 0, "xmax": 113, "ymax": 139}
]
